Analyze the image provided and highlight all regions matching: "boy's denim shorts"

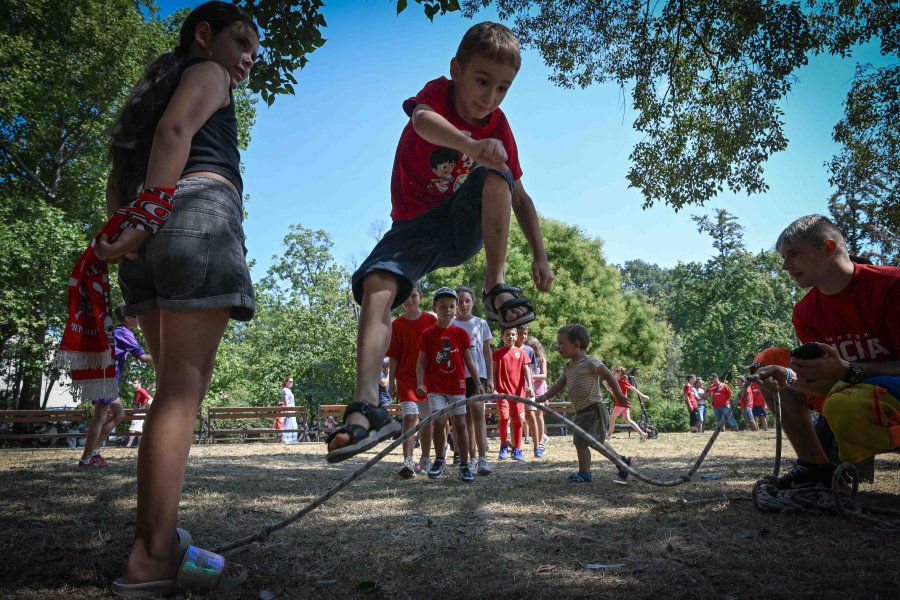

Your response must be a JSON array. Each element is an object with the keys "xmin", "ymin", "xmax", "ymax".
[
  {"xmin": 119, "ymin": 177, "xmax": 255, "ymax": 321},
  {"xmin": 352, "ymin": 166, "xmax": 514, "ymax": 308}
]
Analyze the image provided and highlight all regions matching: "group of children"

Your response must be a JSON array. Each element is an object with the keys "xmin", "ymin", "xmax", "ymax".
[
  {"xmin": 386, "ymin": 283, "xmax": 636, "ymax": 486},
  {"xmin": 66, "ymin": 4, "xmax": 631, "ymax": 593}
]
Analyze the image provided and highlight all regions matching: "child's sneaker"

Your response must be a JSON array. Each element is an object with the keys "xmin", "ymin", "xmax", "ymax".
[
  {"xmin": 568, "ymin": 471, "xmax": 592, "ymax": 482},
  {"xmin": 427, "ymin": 457, "xmax": 446, "ymax": 479},
  {"xmin": 468, "ymin": 457, "xmax": 478, "ymax": 471},
  {"xmin": 459, "ymin": 465, "xmax": 475, "ymax": 483},
  {"xmin": 534, "ymin": 448, "xmax": 545, "ymax": 459},
  {"xmin": 452, "ymin": 452, "xmax": 461, "ymax": 466},
  {"xmin": 399, "ymin": 457, "xmax": 416, "ymax": 479},
  {"xmin": 498, "ymin": 444, "xmax": 510, "ymax": 461},
  {"xmin": 511, "ymin": 448, "xmax": 525, "ymax": 462},
  {"xmin": 617, "ymin": 456, "xmax": 633, "ymax": 482},
  {"xmin": 476, "ymin": 456, "xmax": 493, "ymax": 475},
  {"xmin": 417, "ymin": 457, "xmax": 432, "ymax": 474},
  {"xmin": 91, "ymin": 454, "xmax": 108, "ymax": 467},
  {"xmin": 541, "ymin": 434, "xmax": 549, "ymax": 447}
]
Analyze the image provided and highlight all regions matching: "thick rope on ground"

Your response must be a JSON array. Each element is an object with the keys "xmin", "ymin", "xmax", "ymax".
[{"xmin": 212, "ymin": 393, "xmax": 723, "ymax": 554}]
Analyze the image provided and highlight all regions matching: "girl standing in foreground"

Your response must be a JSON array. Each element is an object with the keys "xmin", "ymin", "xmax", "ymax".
[{"xmin": 96, "ymin": 2, "xmax": 259, "ymax": 595}]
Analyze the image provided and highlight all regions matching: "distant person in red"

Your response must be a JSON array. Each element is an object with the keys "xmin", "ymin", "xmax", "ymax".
[
  {"xmin": 736, "ymin": 376, "xmax": 758, "ymax": 431},
  {"xmin": 492, "ymin": 327, "xmax": 534, "ymax": 462},
  {"xmin": 683, "ymin": 374, "xmax": 700, "ymax": 433},
  {"xmin": 709, "ymin": 373, "xmax": 737, "ymax": 432},
  {"xmin": 390, "ymin": 283, "xmax": 438, "ymax": 479},
  {"xmin": 751, "ymin": 379, "xmax": 768, "ymax": 431},
  {"xmin": 606, "ymin": 365, "xmax": 648, "ymax": 440},
  {"xmin": 126, "ymin": 380, "xmax": 154, "ymax": 448}
]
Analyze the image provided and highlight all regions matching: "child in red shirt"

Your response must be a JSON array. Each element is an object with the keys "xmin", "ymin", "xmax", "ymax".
[
  {"xmin": 388, "ymin": 284, "xmax": 438, "ymax": 478},
  {"xmin": 605, "ymin": 365, "xmax": 649, "ymax": 441},
  {"xmin": 416, "ymin": 288, "xmax": 481, "ymax": 483},
  {"xmin": 492, "ymin": 328, "xmax": 533, "ymax": 461}
]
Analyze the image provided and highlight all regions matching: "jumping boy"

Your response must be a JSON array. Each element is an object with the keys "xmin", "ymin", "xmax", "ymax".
[
  {"xmin": 326, "ymin": 22, "xmax": 554, "ymax": 462},
  {"xmin": 389, "ymin": 284, "xmax": 438, "ymax": 478},
  {"xmin": 492, "ymin": 327, "xmax": 533, "ymax": 461},
  {"xmin": 538, "ymin": 324, "xmax": 634, "ymax": 483},
  {"xmin": 415, "ymin": 288, "xmax": 480, "ymax": 483}
]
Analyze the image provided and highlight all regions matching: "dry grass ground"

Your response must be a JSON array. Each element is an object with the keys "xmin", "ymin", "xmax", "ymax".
[{"xmin": 1, "ymin": 432, "xmax": 898, "ymax": 599}]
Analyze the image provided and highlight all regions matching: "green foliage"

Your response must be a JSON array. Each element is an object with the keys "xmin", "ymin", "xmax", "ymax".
[
  {"xmin": 647, "ymin": 390, "xmax": 691, "ymax": 433},
  {"xmin": 423, "ymin": 216, "xmax": 670, "ymax": 381},
  {"xmin": 206, "ymin": 226, "xmax": 357, "ymax": 413}
]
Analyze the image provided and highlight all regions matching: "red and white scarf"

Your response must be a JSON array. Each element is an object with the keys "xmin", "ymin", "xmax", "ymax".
[{"xmin": 56, "ymin": 187, "xmax": 174, "ymax": 401}]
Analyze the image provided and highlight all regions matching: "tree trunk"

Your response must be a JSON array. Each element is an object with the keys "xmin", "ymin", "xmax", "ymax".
[{"xmin": 17, "ymin": 371, "xmax": 41, "ymax": 410}]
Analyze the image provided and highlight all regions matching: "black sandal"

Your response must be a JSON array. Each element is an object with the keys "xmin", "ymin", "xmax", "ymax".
[
  {"xmin": 325, "ymin": 402, "xmax": 401, "ymax": 464},
  {"xmin": 482, "ymin": 283, "xmax": 536, "ymax": 328}
]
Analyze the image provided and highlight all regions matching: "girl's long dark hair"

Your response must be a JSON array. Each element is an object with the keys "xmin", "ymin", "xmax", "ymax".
[{"xmin": 108, "ymin": 1, "xmax": 257, "ymax": 208}]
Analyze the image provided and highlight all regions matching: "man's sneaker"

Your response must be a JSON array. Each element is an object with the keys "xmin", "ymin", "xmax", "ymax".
[
  {"xmin": 775, "ymin": 460, "xmax": 843, "ymax": 490},
  {"xmin": 417, "ymin": 457, "xmax": 432, "ymax": 474},
  {"xmin": 427, "ymin": 457, "xmax": 446, "ymax": 479},
  {"xmin": 534, "ymin": 448, "xmax": 545, "ymax": 459},
  {"xmin": 459, "ymin": 465, "xmax": 475, "ymax": 483},
  {"xmin": 617, "ymin": 456, "xmax": 632, "ymax": 482},
  {"xmin": 452, "ymin": 452, "xmax": 461, "ymax": 466},
  {"xmin": 511, "ymin": 448, "xmax": 525, "ymax": 462},
  {"xmin": 476, "ymin": 456, "xmax": 493, "ymax": 475},
  {"xmin": 498, "ymin": 444, "xmax": 510, "ymax": 461},
  {"xmin": 399, "ymin": 457, "xmax": 416, "ymax": 479}
]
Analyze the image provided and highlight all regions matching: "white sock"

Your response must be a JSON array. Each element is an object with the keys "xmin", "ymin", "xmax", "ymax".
[{"xmin": 92, "ymin": 449, "xmax": 101, "ymax": 456}]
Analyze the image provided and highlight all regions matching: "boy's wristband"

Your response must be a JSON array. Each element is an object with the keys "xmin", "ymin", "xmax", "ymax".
[{"xmin": 785, "ymin": 368, "xmax": 796, "ymax": 386}]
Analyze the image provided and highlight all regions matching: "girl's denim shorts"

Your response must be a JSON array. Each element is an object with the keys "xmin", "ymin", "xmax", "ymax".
[{"xmin": 119, "ymin": 177, "xmax": 255, "ymax": 321}]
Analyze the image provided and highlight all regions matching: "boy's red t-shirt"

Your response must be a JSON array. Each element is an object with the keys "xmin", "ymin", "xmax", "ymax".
[
  {"xmin": 683, "ymin": 383, "xmax": 698, "ymax": 409},
  {"xmin": 419, "ymin": 323, "xmax": 470, "ymax": 395},
  {"xmin": 739, "ymin": 384, "xmax": 757, "ymax": 409},
  {"xmin": 615, "ymin": 378, "xmax": 633, "ymax": 408},
  {"xmin": 133, "ymin": 387, "xmax": 151, "ymax": 407},
  {"xmin": 391, "ymin": 77, "xmax": 524, "ymax": 222},
  {"xmin": 709, "ymin": 382, "xmax": 732, "ymax": 409},
  {"xmin": 750, "ymin": 383, "xmax": 765, "ymax": 407},
  {"xmin": 492, "ymin": 345, "xmax": 531, "ymax": 396},
  {"xmin": 387, "ymin": 311, "xmax": 437, "ymax": 401},
  {"xmin": 792, "ymin": 263, "xmax": 900, "ymax": 412}
]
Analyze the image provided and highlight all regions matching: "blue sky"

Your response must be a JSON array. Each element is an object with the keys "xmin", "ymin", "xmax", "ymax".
[{"xmin": 160, "ymin": 1, "xmax": 884, "ymax": 276}]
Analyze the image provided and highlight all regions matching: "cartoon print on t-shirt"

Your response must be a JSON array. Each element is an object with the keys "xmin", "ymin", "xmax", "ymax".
[
  {"xmin": 428, "ymin": 147, "xmax": 461, "ymax": 193},
  {"xmin": 435, "ymin": 338, "xmax": 453, "ymax": 367}
]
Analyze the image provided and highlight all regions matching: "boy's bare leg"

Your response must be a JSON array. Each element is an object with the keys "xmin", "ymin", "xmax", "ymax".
[
  {"xmin": 452, "ymin": 414, "xmax": 469, "ymax": 465},
  {"xmin": 465, "ymin": 409, "xmax": 477, "ymax": 458},
  {"xmin": 401, "ymin": 414, "xmax": 418, "ymax": 459},
  {"xmin": 329, "ymin": 272, "xmax": 397, "ymax": 449},
  {"xmin": 576, "ymin": 446, "xmax": 591, "ymax": 473},
  {"xmin": 81, "ymin": 405, "xmax": 108, "ymax": 461},
  {"xmin": 419, "ymin": 420, "xmax": 432, "ymax": 461},
  {"xmin": 762, "ymin": 389, "xmax": 829, "ymax": 464},
  {"xmin": 480, "ymin": 173, "xmax": 527, "ymax": 322},
  {"xmin": 469, "ymin": 400, "xmax": 487, "ymax": 457},
  {"xmin": 524, "ymin": 410, "xmax": 538, "ymax": 450}
]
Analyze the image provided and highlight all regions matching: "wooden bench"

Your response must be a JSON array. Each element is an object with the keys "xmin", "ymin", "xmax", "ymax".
[
  {"xmin": 0, "ymin": 409, "xmax": 89, "ymax": 445},
  {"xmin": 121, "ymin": 408, "xmax": 206, "ymax": 444},
  {"xmin": 207, "ymin": 406, "xmax": 310, "ymax": 443}
]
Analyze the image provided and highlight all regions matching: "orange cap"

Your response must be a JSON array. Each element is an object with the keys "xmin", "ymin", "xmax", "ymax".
[{"xmin": 749, "ymin": 347, "xmax": 791, "ymax": 373}]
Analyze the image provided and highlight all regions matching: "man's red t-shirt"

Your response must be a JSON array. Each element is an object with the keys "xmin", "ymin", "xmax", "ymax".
[
  {"xmin": 419, "ymin": 323, "xmax": 470, "ymax": 395},
  {"xmin": 683, "ymin": 383, "xmax": 698, "ymax": 410},
  {"xmin": 709, "ymin": 382, "xmax": 732, "ymax": 409},
  {"xmin": 739, "ymin": 384, "xmax": 758, "ymax": 409},
  {"xmin": 391, "ymin": 77, "xmax": 524, "ymax": 222},
  {"xmin": 750, "ymin": 383, "xmax": 765, "ymax": 407},
  {"xmin": 133, "ymin": 387, "xmax": 151, "ymax": 407},
  {"xmin": 387, "ymin": 311, "xmax": 437, "ymax": 401},
  {"xmin": 493, "ymin": 345, "xmax": 531, "ymax": 397},
  {"xmin": 615, "ymin": 378, "xmax": 633, "ymax": 408},
  {"xmin": 793, "ymin": 263, "xmax": 900, "ymax": 412}
]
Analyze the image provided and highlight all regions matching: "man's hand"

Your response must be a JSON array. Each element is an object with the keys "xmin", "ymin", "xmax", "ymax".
[
  {"xmin": 791, "ymin": 343, "xmax": 847, "ymax": 383},
  {"xmin": 95, "ymin": 229, "xmax": 149, "ymax": 263},
  {"xmin": 531, "ymin": 257, "xmax": 554, "ymax": 292},
  {"xmin": 466, "ymin": 138, "xmax": 508, "ymax": 171},
  {"xmin": 485, "ymin": 379, "xmax": 494, "ymax": 393}
]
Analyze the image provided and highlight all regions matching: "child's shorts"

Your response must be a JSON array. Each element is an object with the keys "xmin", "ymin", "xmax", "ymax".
[
  {"xmin": 752, "ymin": 405, "xmax": 767, "ymax": 417},
  {"xmin": 610, "ymin": 405, "xmax": 630, "ymax": 419},
  {"xmin": 351, "ymin": 167, "xmax": 514, "ymax": 308},
  {"xmin": 428, "ymin": 393, "xmax": 467, "ymax": 416},
  {"xmin": 401, "ymin": 399, "xmax": 430, "ymax": 417},
  {"xmin": 465, "ymin": 377, "xmax": 488, "ymax": 398},
  {"xmin": 118, "ymin": 177, "xmax": 255, "ymax": 321},
  {"xmin": 573, "ymin": 403, "xmax": 609, "ymax": 449}
]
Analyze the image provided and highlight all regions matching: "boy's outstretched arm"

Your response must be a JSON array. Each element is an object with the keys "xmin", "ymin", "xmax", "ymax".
[
  {"xmin": 411, "ymin": 105, "xmax": 508, "ymax": 171},
  {"xmin": 511, "ymin": 181, "xmax": 553, "ymax": 292}
]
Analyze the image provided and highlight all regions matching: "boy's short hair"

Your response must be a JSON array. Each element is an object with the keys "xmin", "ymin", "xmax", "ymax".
[
  {"xmin": 114, "ymin": 303, "xmax": 127, "ymax": 323},
  {"xmin": 558, "ymin": 324, "xmax": 590, "ymax": 350},
  {"xmin": 687, "ymin": 374, "xmax": 696, "ymax": 381},
  {"xmin": 775, "ymin": 215, "xmax": 848, "ymax": 254},
  {"xmin": 456, "ymin": 21, "xmax": 521, "ymax": 71},
  {"xmin": 501, "ymin": 326, "xmax": 517, "ymax": 335}
]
